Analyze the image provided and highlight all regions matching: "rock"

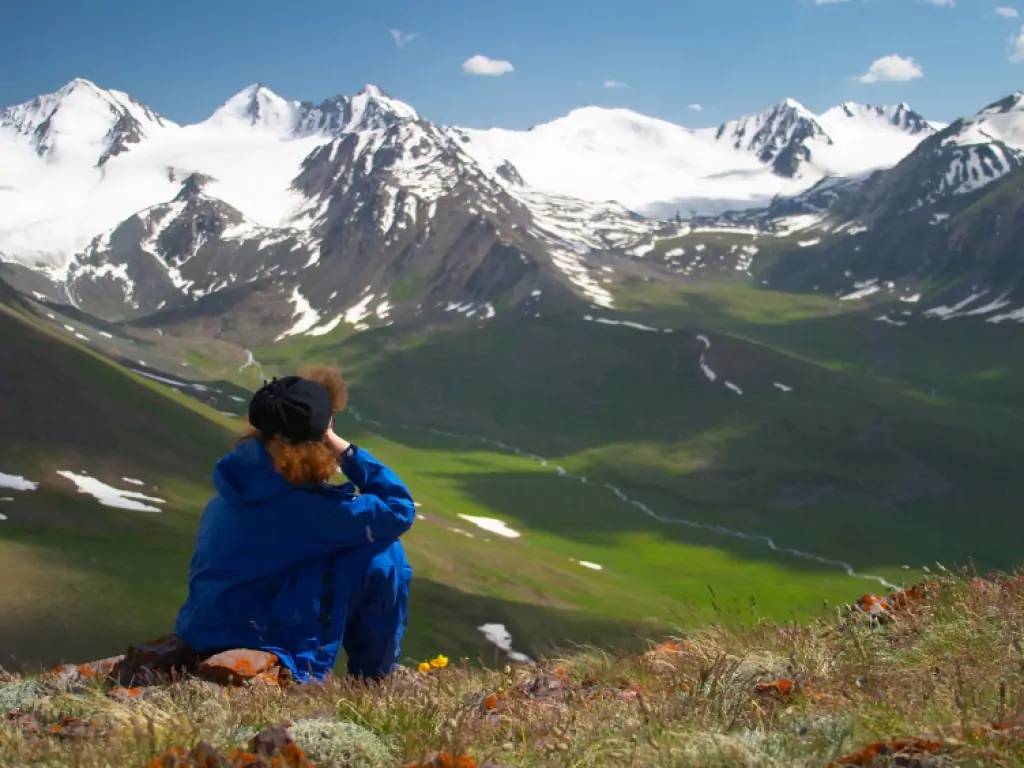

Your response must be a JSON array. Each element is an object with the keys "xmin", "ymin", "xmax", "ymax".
[
  {"xmin": 43, "ymin": 715, "xmax": 106, "ymax": 740},
  {"xmin": 113, "ymin": 633, "xmax": 201, "ymax": 685},
  {"xmin": 197, "ymin": 649, "xmax": 280, "ymax": 685},
  {"xmin": 109, "ymin": 685, "xmax": 145, "ymax": 702},
  {"xmin": 831, "ymin": 737, "xmax": 945, "ymax": 766},
  {"xmin": 753, "ymin": 678, "xmax": 798, "ymax": 698},
  {"xmin": 148, "ymin": 726, "xmax": 314, "ymax": 767},
  {"xmin": 288, "ymin": 718, "xmax": 394, "ymax": 768},
  {"xmin": 50, "ymin": 654, "xmax": 124, "ymax": 685},
  {"xmin": 855, "ymin": 593, "xmax": 892, "ymax": 620},
  {"xmin": 403, "ymin": 753, "xmax": 478, "ymax": 768}
]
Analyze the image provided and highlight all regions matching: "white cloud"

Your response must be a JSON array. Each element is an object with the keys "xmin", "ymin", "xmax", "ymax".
[
  {"xmin": 997, "ymin": 6, "xmax": 1020, "ymax": 18},
  {"xmin": 462, "ymin": 54, "xmax": 514, "ymax": 76},
  {"xmin": 688, "ymin": 103, "xmax": 704, "ymax": 112},
  {"xmin": 1011, "ymin": 24, "xmax": 1024, "ymax": 60},
  {"xmin": 814, "ymin": 0, "xmax": 850, "ymax": 4},
  {"xmin": 389, "ymin": 29, "xmax": 418, "ymax": 48},
  {"xmin": 603, "ymin": 79, "xmax": 627, "ymax": 89},
  {"xmin": 922, "ymin": 0, "xmax": 954, "ymax": 5},
  {"xmin": 855, "ymin": 54, "xmax": 924, "ymax": 83}
]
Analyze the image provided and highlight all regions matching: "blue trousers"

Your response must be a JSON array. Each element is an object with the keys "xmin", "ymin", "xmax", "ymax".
[
  {"xmin": 291, "ymin": 540, "xmax": 411, "ymax": 680},
  {"xmin": 342, "ymin": 544, "xmax": 413, "ymax": 678}
]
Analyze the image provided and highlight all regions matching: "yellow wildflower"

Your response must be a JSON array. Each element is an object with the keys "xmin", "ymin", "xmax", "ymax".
[
  {"xmin": 430, "ymin": 654, "xmax": 449, "ymax": 669},
  {"xmin": 417, "ymin": 661, "xmax": 431, "ymax": 674}
]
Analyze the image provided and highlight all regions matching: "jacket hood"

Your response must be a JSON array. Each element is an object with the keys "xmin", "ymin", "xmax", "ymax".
[{"xmin": 213, "ymin": 438, "xmax": 292, "ymax": 505}]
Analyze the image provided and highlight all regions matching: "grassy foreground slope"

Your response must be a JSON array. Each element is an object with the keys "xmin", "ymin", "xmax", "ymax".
[{"xmin": 2, "ymin": 572, "xmax": 1022, "ymax": 767}]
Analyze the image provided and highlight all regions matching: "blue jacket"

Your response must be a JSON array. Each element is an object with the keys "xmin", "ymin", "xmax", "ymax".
[{"xmin": 175, "ymin": 438, "xmax": 415, "ymax": 680}]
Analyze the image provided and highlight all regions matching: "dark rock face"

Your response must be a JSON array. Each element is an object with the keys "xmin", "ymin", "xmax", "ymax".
[{"xmin": 715, "ymin": 101, "xmax": 832, "ymax": 178}]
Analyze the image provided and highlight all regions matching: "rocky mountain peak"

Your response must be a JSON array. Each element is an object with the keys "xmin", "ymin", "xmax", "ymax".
[
  {"xmin": 0, "ymin": 77, "xmax": 170, "ymax": 164},
  {"xmin": 715, "ymin": 99, "xmax": 830, "ymax": 178}
]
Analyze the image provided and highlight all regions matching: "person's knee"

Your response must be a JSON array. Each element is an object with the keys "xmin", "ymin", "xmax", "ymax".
[{"xmin": 363, "ymin": 542, "xmax": 411, "ymax": 591}]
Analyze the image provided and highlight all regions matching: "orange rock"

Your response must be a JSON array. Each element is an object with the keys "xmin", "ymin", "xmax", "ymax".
[
  {"xmin": 110, "ymin": 686, "xmax": 144, "ymax": 701},
  {"xmin": 250, "ymin": 665, "xmax": 291, "ymax": 688},
  {"xmin": 147, "ymin": 727, "xmax": 313, "ymax": 767},
  {"xmin": 50, "ymin": 654, "xmax": 125, "ymax": 684},
  {"xmin": 198, "ymin": 649, "xmax": 279, "ymax": 685},
  {"xmin": 990, "ymin": 715, "xmax": 1024, "ymax": 732},
  {"xmin": 889, "ymin": 583, "xmax": 928, "ymax": 608},
  {"xmin": 404, "ymin": 752, "xmax": 478, "ymax": 768},
  {"xmin": 43, "ymin": 716, "xmax": 103, "ymax": 740},
  {"xmin": 754, "ymin": 678, "xmax": 797, "ymax": 697},
  {"xmin": 856, "ymin": 593, "xmax": 891, "ymax": 616},
  {"xmin": 832, "ymin": 737, "xmax": 944, "ymax": 766}
]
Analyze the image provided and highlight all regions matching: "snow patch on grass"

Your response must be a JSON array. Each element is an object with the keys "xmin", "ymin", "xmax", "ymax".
[
  {"xmin": 839, "ymin": 283, "xmax": 880, "ymax": 301},
  {"xmin": 56, "ymin": 470, "xmax": 166, "ymax": 513},
  {"xmin": 0, "ymin": 472, "xmax": 39, "ymax": 491},
  {"xmin": 584, "ymin": 315, "xmax": 663, "ymax": 333},
  {"xmin": 479, "ymin": 623, "xmax": 533, "ymax": 664},
  {"xmin": 457, "ymin": 514, "xmax": 521, "ymax": 539}
]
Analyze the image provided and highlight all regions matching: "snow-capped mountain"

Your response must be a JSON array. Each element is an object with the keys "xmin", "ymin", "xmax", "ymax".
[
  {"xmin": 1, "ymin": 78, "xmax": 646, "ymax": 334},
  {"xmin": 8, "ymin": 77, "xmax": 1023, "ymax": 338},
  {"xmin": 0, "ymin": 78, "xmax": 172, "ymax": 165},
  {"xmin": 758, "ymin": 93, "xmax": 1024, "ymax": 314},
  {"xmin": 450, "ymin": 99, "xmax": 935, "ymax": 217},
  {"xmin": 714, "ymin": 98, "xmax": 830, "ymax": 177}
]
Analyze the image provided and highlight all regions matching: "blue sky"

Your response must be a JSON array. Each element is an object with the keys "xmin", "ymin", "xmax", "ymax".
[{"xmin": 1, "ymin": 0, "xmax": 1022, "ymax": 128}]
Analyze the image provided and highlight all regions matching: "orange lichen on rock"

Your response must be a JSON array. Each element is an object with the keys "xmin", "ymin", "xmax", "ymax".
[
  {"xmin": 754, "ymin": 678, "xmax": 798, "ymax": 698},
  {"xmin": 650, "ymin": 640, "xmax": 689, "ymax": 655},
  {"xmin": 147, "ymin": 727, "xmax": 312, "ymax": 767},
  {"xmin": 250, "ymin": 665, "xmax": 291, "ymax": 688},
  {"xmin": 831, "ymin": 737, "xmax": 944, "ymax": 766},
  {"xmin": 43, "ymin": 716, "xmax": 104, "ymax": 740},
  {"xmin": 404, "ymin": 753, "xmax": 478, "ymax": 768},
  {"xmin": 50, "ymin": 654, "xmax": 125, "ymax": 684},
  {"xmin": 856, "ymin": 593, "xmax": 891, "ymax": 617},
  {"xmin": 197, "ymin": 649, "xmax": 280, "ymax": 685},
  {"xmin": 888, "ymin": 582, "xmax": 932, "ymax": 609},
  {"xmin": 109, "ymin": 685, "xmax": 145, "ymax": 701}
]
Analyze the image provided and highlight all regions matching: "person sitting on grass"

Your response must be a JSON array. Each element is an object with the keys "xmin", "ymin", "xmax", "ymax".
[{"xmin": 174, "ymin": 367, "xmax": 415, "ymax": 681}]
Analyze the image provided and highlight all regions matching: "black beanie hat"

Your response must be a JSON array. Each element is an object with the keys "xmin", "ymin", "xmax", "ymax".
[{"xmin": 248, "ymin": 376, "xmax": 332, "ymax": 442}]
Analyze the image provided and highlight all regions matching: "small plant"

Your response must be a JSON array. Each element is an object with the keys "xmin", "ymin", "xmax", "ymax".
[{"xmin": 288, "ymin": 717, "xmax": 393, "ymax": 768}]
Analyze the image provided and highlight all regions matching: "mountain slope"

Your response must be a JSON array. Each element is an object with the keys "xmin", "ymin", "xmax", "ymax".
[{"xmin": 762, "ymin": 93, "xmax": 1024, "ymax": 313}]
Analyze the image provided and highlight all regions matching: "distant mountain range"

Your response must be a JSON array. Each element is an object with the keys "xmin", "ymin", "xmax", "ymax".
[
  {"xmin": 1, "ymin": 78, "xmax": 1023, "ymax": 339},
  {"xmin": 451, "ymin": 98, "xmax": 938, "ymax": 217}
]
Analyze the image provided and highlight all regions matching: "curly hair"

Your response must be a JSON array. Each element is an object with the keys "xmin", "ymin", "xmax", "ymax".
[{"xmin": 243, "ymin": 366, "xmax": 350, "ymax": 485}]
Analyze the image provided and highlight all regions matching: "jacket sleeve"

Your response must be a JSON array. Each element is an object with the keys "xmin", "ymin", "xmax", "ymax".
[{"xmin": 299, "ymin": 446, "xmax": 416, "ymax": 550}]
